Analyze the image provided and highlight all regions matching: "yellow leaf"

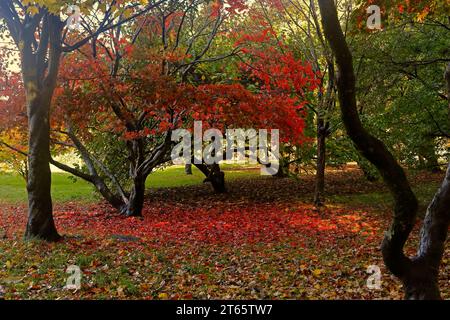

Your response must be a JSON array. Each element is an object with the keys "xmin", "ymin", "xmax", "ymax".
[
  {"xmin": 158, "ymin": 292, "xmax": 168, "ymax": 299},
  {"xmin": 312, "ymin": 269, "xmax": 323, "ymax": 277},
  {"xmin": 123, "ymin": 8, "xmax": 133, "ymax": 19},
  {"xmin": 81, "ymin": 7, "xmax": 90, "ymax": 16},
  {"xmin": 27, "ymin": 6, "xmax": 39, "ymax": 16},
  {"xmin": 98, "ymin": 3, "xmax": 107, "ymax": 13},
  {"xmin": 5, "ymin": 260, "xmax": 12, "ymax": 269}
]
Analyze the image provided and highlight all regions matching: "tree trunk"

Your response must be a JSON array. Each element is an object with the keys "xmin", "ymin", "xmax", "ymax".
[
  {"xmin": 195, "ymin": 163, "xmax": 226, "ymax": 193},
  {"xmin": 185, "ymin": 163, "xmax": 193, "ymax": 175},
  {"xmin": 314, "ymin": 120, "xmax": 327, "ymax": 206},
  {"xmin": 123, "ymin": 176, "xmax": 146, "ymax": 217},
  {"xmin": 22, "ymin": 16, "xmax": 63, "ymax": 241},
  {"xmin": 24, "ymin": 92, "xmax": 60, "ymax": 241},
  {"xmin": 403, "ymin": 160, "xmax": 450, "ymax": 299}
]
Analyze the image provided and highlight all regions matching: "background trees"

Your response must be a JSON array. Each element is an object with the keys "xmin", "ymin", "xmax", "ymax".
[{"xmin": 352, "ymin": 12, "xmax": 449, "ymax": 172}]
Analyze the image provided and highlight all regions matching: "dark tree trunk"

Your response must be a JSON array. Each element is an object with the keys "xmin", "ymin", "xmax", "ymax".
[
  {"xmin": 195, "ymin": 163, "xmax": 226, "ymax": 193},
  {"xmin": 122, "ymin": 137, "xmax": 146, "ymax": 217},
  {"xmin": 274, "ymin": 159, "xmax": 289, "ymax": 178},
  {"xmin": 185, "ymin": 163, "xmax": 193, "ymax": 175},
  {"xmin": 24, "ymin": 93, "xmax": 60, "ymax": 241},
  {"xmin": 314, "ymin": 120, "xmax": 327, "ymax": 206},
  {"xmin": 123, "ymin": 176, "xmax": 146, "ymax": 217},
  {"xmin": 22, "ymin": 16, "xmax": 63, "ymax": 241}
]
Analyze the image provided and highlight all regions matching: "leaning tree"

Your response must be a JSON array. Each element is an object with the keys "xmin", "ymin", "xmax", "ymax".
[{"xmin": 318, "ymin": 0, "xmax": 450, "ymax": 299}]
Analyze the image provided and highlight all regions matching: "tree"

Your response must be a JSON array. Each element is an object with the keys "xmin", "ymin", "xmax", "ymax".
[
  {"xmin": 0, "ymin": 0, "xmax": 168, "ymax": 240},
  {"xmin": 318, "ymin": 0, "xmax": 450, "ymax": 299},
  {"xmin": 267, "ymin": 0, "xmax": 339, "ymax": 204},
  {"xmin": 236, "ymin": 0, "xmax": 357, "ymax": 204},
  {"xmin": 42, "ymin": 1, "xmax": 250, "ymax": 215},
  {"xmin": 30, "ymin": 0, "xmax": 316, "ymax": 218},
  {"xmin": 231, "ymin": 12, "xmax": 323, "ymax": 178}
]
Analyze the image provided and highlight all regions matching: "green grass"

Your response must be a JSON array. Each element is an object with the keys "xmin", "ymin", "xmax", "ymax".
[
  {"xmin": 1, "ymin": 164, "xmax": 439, "ymax": 209},
  {"xmin": 0, "ymin": 165, "xmax": 260, "ymax": 204},
  {"xmin": 146, "ymin": 164, "xmax": 259, "ymax": 188},
  {"xmin": 0, "ymin": 173, "xmax": 95, "ymax": 204},
  {"xmin": 330, "ymin": 181, "xmax": 441, "ymax": 210}
]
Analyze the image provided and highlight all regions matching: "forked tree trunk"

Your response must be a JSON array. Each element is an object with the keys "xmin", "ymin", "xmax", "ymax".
[
  {"xmin": 123, "ymin": 176, "xmax": 146, "ymax": 217},
  {"xmin": 318, "ymin": 0, "xmax": 450, "ymax": 299}
]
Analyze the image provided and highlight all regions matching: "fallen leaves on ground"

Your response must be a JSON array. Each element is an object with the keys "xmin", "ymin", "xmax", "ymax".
[{"xmin": 0, "ymin": 167, "xmax": 448, "ymax": 299}]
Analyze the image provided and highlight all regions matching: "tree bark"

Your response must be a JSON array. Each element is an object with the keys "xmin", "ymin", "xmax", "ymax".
[
  {"xmin": 403, "ymin": 161, "xmax": 450, "ymax": 299},
  {"xmin": 23, "ymin": 15, "xmax": 63, "ymax": 241},
  {"xmin": 123, "ymin": 176, "xmax": 146, "ymax": 217},
  {"xmin": 24, "ymin": 91, "xmax": 60, "ymax": 241}
]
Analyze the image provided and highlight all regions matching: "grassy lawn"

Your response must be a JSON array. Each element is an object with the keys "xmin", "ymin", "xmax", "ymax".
[
  {"xmin": 0, "ymin": 173, "xmax": 96, "ymax": 204},
  {"xmin": 146, "ymin": 164, "xmax": 259, "ymax": 189},
  {"xmin": 0, "ymin": 165, "xmax": 260, "ymax": 204}
]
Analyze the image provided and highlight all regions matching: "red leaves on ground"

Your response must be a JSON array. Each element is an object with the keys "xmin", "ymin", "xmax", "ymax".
[
  {"xmin": 1, "ymin": 201, "xmax": 381, "ymax": 248},
  {"xmin": 1, "ymin": 168, "xmax": 449, "ymax": 300}
]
